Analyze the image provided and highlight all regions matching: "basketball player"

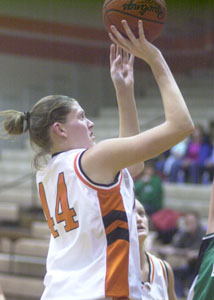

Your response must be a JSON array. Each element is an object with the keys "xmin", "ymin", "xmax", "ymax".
[
  {"xmin": 187, "ymin": 180, "xmax": 214, "ymax": 300},
  {"xmin": 136, "ymin": 200, "xmax": 177, "ymax": 300},
  {"xmin": 0, "ymin": 21, "xmax": 194, "ymax": 300}
]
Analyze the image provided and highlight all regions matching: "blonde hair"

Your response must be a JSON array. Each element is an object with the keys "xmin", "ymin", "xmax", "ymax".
[{"xmin": 0, "ymin": 95, "xmax": 76, "ymax": 168}]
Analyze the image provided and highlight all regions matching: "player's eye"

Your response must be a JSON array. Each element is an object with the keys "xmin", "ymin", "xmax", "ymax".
[{"xmin": 79, "ymin": 112, "xmax": 85, "ymax": 120}]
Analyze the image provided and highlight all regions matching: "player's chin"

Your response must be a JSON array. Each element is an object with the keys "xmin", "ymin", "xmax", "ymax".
[
  {"xmin": 89, "ymin": 134, "xmax": 95, "ymax": 143},
  {"xmin": 86, "ymin": 136, "xmax": 95, "ymax": 147},
  {"xmin": 138, "ymin": 230, "xmax": 148, "ymax": 240},
  {"xmin": 91, "ymin": 138, "xmax": 96, "ymax": 146}
]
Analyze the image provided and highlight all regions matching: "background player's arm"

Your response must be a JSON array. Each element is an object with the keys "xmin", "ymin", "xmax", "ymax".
[
  {"xmin": 110, "ymin": 44, "xmax": 143, "ymax": 177},
  {"xmin": 164, "ymin": 261, "xmax": 177, "ymax": 300},
  {"xmin": 206, "ymin": 180, "xmax": 214, "ymax": 234}
]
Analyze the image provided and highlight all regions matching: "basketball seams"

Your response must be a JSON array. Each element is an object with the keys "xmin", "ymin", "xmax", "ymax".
[
  {"xmin": 103, "ymin": 0, "xmax": 167, "ymax": 42},
  {"xmin": 103, "ymin": 0, "xmax": 115, "ymax": 9},
  {"xmin": 104, "ymin": 0, "xmax": 166, "ymax": 19},
  {"xmin": 104, "ymin": 9, "xmax": 165, "ymax": 25}
]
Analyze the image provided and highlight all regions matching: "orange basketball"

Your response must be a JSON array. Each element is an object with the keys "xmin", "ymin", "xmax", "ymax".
[{"xmin": 103, "ymin": 0, "xmax": 167, "ymax": 42}]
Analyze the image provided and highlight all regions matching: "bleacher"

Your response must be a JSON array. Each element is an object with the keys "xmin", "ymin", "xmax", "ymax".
[
  {"xmin": 0, "ymin": 69, "xmax": 213, "ymax": 299},
  {"xmin": 0, "ymin": 148, "xmax": 46, "ymax": 299}
]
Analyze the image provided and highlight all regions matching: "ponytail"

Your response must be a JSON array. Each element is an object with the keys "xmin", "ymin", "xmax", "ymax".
[{"xmin": 0, "ymin": 110, "xmax": 30, "ymax": 136}]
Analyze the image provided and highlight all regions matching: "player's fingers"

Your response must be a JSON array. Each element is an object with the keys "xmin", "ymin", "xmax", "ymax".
[
  {"xmin": 129, "ymin": 54, "xmax": 135, "ymax": 67},
  {"xmin": 110, "ymin": 25, "xmax": 130, "ymax": 47},
  {"xmin": 110, "ymin": 44, "xmax": 115, "ymax": 66},
  {"xmin": 138, "ymin": 20, "xmax": 146, "ymax": 41},
  {"xmin": 111, "ymin": 53, "xmax": 122, "ymax": 69},
  {"xmin": 116, "ymin": 45, "xmax": 119, "ymax": 56},
  {"xmin": 115, "ymin": 44, "xmax": 118, "ymax": 57},
  {"xmin": 114, "ymin": 54, "xmax": 122, "ymax": 65},
  {"xmin": 109, "ymin": 32, "xmax": 130, "ymax": 54},
  {"xmin": 121, "ymin": 20, "xmax": 138, "ymax": 44},
  {"xmin": 117, "ymin": 46, "xmax": 122, "ymax": 62},
  {"xmin": 109, "ymin": 32, "xmax": 119, "ymax": 44},
  {"xmin": 110, "ymin": 44, "xmax": 122, "ymax": 67},
  {"xmin": 123, "ymin": 49, "xmax": 129, "ymax": 64}
]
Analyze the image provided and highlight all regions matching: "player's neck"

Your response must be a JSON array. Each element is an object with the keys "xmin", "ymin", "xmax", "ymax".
[
  {"xmin": 139, "ymin": 241, "xmax": 147, "ymax": 268},
  {"xmin": 50, "ymin": 140, "xmax": 74, "ymax": 155}
]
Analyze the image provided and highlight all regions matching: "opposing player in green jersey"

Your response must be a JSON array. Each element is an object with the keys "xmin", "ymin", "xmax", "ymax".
[{"xmin": 187, "ymin": 181, "xmax": 214, "ymax": 300}]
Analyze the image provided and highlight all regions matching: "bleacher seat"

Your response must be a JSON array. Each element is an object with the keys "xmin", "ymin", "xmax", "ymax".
[
  {"xmin": 31, "ymin": 221, "xmax": 50, "ymax": 239},
  {"xmin": 14, "ymin": 238, "xmax": 49, "ymax": 258},
  {"xmin": 163, "ymin": 183, "xmax": 211, "ymax": 218},
  {"xmin": 0, "ymin": 274, "xmax": 44, "ymax": 300},
  {"xmin": 0, "ymin": 203, "xmax": 19, "ymax": 222}
]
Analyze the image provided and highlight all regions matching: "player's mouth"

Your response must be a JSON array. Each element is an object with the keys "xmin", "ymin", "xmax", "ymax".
[
  {"xmin": 137, "ymin": 225, "xmax": 146, "ymax": 232},
  {"xmin": 89, "ymin": 131, "xmax": 95, "ymax": 139}
]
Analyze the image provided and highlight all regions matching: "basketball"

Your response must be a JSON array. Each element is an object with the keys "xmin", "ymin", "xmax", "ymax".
[{"xmin": 103, "ymin": 0, "xmax": 167, "ymax": 42}]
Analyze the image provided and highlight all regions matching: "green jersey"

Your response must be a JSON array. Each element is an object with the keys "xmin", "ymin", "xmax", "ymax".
[{"xmin": 187, "ymin": 233, "xmax": 214, "ymax": 300}]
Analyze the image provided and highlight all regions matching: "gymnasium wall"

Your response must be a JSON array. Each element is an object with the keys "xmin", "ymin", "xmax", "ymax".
[{"xmin": 0, "ymin": 0, "xmax": 213, "ymax": 149}]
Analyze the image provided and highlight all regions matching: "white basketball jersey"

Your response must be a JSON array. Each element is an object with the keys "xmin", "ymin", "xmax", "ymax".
[
  {"xmin": 36, "ymin": 149, "xmax": 141, "ymax": 300},
  {"xmin": 141, "ymin": 253, "xmax": 168, "ymax": 300}
]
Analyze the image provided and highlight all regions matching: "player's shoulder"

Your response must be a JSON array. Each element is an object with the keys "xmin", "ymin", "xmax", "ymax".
[
  {"xmin": 200, "ymin": 233, "xmax": 214, "ymax": 250},
  {"xmin": 57, "ymin": 148, "xmax": 84, "ymax": 160},
  {"xmin": 147, "ymin": 252, "xmax": 165, "ymax": 269},
  {"xmin": 202, "ymin": 232, "xmax": 214, "ymax": 241},
  {"xmin": 51, "ymin": 148, "xmax": 85, "ymax": 166},
  {"xmin": 201, "ymin": 233, "xmax": 214, "ymax": 252}
]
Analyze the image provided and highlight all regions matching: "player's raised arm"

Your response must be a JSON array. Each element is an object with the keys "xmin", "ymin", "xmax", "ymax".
[
  {"xmin": 82, "ymin": 20, "xmax": 194, "ymax": 184},
  {"xmin": 109, "ymin": 20, "xmax": 194, "ymax": 144},
  {"xmin": 110, "ymin": 44, "xmax": 143, "ymax": 177},
  {"xmin": 207, "ymin": 180, "xmax": 214, "ymax": 234}
]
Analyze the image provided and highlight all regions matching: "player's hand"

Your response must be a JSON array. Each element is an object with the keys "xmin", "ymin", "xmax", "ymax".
[
  {"xmin": 110, "ymin": 44, "xmax": 134, "ymax": 91},
  {"xmin": 109, "ymin": 20, "xmax": 161, "ymax": 66}
]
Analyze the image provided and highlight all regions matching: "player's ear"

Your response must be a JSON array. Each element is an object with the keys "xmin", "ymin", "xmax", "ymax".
[{"xmin": 52, "ymin": 122, "xmax": 67, "ymax": 137}]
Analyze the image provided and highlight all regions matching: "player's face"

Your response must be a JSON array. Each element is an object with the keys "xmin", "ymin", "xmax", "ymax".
[
  {"xmin": 185, "ymin": 214, "xmax": 198, "ymax": 234},
  {"xmin": 63, "ymin": 102, "xmax": 95, "ymax": 149},
  {"xmin": 136, "ymin": 200, "xmax": 149, "ymax": 241}
]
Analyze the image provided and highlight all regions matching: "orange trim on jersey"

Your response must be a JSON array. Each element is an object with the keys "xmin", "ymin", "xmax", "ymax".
[
  {"xmin": 148, "ymin": 253, "xmax": 155, "ymax": 284},
  {"xmin": 98, "ymin": 189, "xmax": 127, "ymax": 216},
  {"xmin": 97, "ymin": 184, "xmax": 129, "ymax": 297},
  {"xmin": 105, "ymin": 240, "xmax": 129, "ymax": 297},
  {"xmin": 159, "ymin": 260, "xmax": 168, "ymax": 287},
  {"xmin": 74, "ymin": 152, "xmax": 122, "ymax": 192}
]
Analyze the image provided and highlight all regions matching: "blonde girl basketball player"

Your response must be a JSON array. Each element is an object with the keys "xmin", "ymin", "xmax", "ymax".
[
  {"xmin": 136, "ymin": 200, "xmax": 177, "ymax": 300},
  {"xmin": 0, "ymin": 21, "xmax": 193, "ymax": 300}
]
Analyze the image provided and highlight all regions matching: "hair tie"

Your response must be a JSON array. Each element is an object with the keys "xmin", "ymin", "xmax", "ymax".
[
  {"xmin": 24, "ymin": 112, "xmax": 31, "ymax": 127},
  {"xmin": 24, "ymin": 111, "xmax": 30, "ymax": 122}
]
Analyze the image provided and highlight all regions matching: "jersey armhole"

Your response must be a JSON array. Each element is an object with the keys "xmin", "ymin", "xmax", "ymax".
[
  {"xmin": 160, "ymin": 260, "xmax": 169, "ymax": 288},
  {"xmin": 74, "ymin": 151, "xmax": 123, "ymax": 191}
]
